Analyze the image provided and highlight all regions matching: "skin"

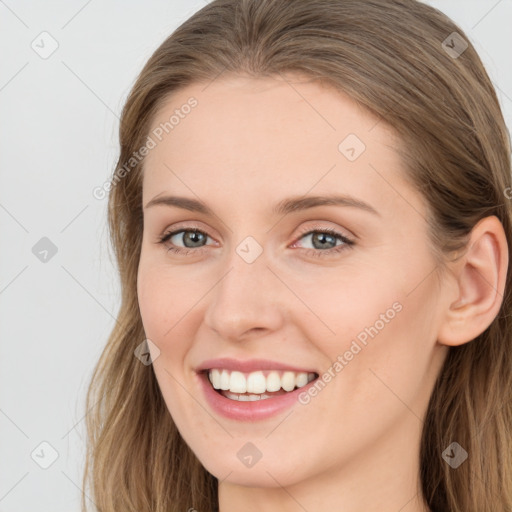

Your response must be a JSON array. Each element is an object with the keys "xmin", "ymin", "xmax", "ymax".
[{"xmin": 137, "ymin": 73, "xmax": 508, "ymax": 512}]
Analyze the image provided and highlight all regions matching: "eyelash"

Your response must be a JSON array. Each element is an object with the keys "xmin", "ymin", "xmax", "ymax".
[{"xmin": 157, "ymin": 226, "xmax": 355, "ymax": 258}]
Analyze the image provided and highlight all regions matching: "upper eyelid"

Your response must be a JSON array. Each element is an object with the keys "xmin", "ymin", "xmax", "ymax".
[{"xmin": 160, "ymin": 219, "xmax": 355, "ymax": 239}]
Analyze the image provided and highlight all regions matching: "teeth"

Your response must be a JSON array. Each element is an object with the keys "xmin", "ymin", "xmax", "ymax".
[
  {"xmin": 296, "ymin": 372, "xmax": 309, "ymax": 388},
  {"xmin": 208, "ymin": 368, "xmax": 317, "ymax": 394},
  {"xmin": 266, "ymin": 371, "xmax": 281, "ymax": 392},
  {"xmin": 247, "ymin": 371, "xmax": 267, "ymax": 394},
  {"xmin": 281, "ymin": 371, "xmax": 296, "ymax": 391},
  {"xmin": 220, "ymin": 369, "xmax": 230, "ymax": 390},
  {"xmin": 230, "ymin": 371, "xmax": 246, "ymax": 393},
  {"xmin": 225, "ymin": 391, "xmax": 272, "ymax": 401}
]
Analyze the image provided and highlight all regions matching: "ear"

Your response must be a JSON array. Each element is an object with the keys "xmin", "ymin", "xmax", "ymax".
[{"xmin": 437, "ymin": 215, "xmax": 509, "ymax": 347}]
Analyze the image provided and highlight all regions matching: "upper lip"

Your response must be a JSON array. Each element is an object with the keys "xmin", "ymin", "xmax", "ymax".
[{"xmin": 196, "ymin": 357, "xmax": 318, "ymax": 374}]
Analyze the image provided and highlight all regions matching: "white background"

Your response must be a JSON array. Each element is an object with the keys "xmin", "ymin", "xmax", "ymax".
[{"xmin": 0, "ymin": 1, "xmax": 511, "ymax": 510}]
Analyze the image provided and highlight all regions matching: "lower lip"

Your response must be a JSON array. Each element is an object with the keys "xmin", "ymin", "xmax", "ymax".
[{"xmin": 197, "ymin": 371, "xmax": 318, "ymax": 422}]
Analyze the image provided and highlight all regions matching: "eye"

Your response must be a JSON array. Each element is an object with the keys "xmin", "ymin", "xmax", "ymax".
[
  {"xmin": 292, "ymin": 227, "xmax": 355, "ymax": 257},
  {"xmin": 158, "ymin": 228, "xmax": 214, "ymax": 255}
]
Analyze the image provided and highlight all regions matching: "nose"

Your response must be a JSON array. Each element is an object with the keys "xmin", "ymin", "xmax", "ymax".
[{"xmin": 202, "ymin": 245, "xmax": 286, "ymax": 342}]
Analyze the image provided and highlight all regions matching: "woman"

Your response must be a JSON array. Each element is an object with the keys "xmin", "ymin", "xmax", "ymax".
[{"xmin": 82, "ymin": 1, "xmax": 512, "ymax": 510}]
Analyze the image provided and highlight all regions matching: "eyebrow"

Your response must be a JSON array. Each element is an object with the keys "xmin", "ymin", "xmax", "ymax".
[{"xmin": 144, "ymin": 194, "xmax": 380, "ymax": 217}]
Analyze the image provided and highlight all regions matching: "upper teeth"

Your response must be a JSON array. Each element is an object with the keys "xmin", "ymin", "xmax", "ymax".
[{"xmin": 208, "ymin": 369, "xmax": 316, "ymax": 394}]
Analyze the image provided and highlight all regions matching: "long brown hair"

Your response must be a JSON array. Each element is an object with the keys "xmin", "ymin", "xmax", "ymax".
[{"xmin": 82, "ymin": 1, "xmax": 512, "ymax": 510}]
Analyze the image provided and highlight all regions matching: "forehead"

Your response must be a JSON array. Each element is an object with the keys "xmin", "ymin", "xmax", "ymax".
[
  {"xmin": 145, "ymin": 73, "xmax": 389, "ymax": 158},
  {"xmin": 141, "ymin": 73, "xmax": 415, "ymax": 217}
]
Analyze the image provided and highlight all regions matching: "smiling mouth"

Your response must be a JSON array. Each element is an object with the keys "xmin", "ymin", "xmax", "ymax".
[{"xmin": 203, "ymin": 368, "xmax": 319, "ymax": 401}]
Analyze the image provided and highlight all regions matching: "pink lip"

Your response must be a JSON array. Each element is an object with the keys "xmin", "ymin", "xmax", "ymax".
[
  {"xmin": 195, "ymin": 362, "xmax": 319, "ymax": 422},
  {"xmin": 195, "ymin": 357, "xmax": 317, "ymax": 374}
]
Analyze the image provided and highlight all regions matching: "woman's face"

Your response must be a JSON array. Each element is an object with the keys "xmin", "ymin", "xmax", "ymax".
[{"xmin": 137, "ymin": 74, "xmax": 450, "ymax": 489}]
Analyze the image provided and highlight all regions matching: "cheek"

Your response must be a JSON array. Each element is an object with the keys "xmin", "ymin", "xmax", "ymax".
[
  {"xmin": 358, "ymin": 298, "xmax": 438, "ymax": 447},
  {"xmin": 303, "ymin": 249, "xmax": 439, "ymax": 409},
  {"xmin": 136, "ymin": 258, "xmax": 208, "ymax": 406},
  {"xmin": 137, "ymin": 259, "xmax": 201, "ymax": 340},
  {"xmin": 290, "ymin": 264, "xmax": 406, "ymax": 354},
  {"xmin": 137, "ymin": 266, "xmax": 167, "ymax": 340},
  {"xmin": 137, "ymin": 262, "xmax": 203, "ymax": 423}
]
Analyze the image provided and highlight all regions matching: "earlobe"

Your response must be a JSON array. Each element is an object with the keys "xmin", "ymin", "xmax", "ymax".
[{"xmin": 437, "ymin": 215, "xmax": 509, "ymax": 347}]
